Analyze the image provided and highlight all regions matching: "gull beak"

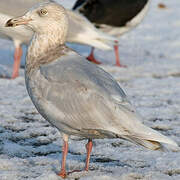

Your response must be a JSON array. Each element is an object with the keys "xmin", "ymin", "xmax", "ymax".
[{"xmin": 5, "ymin": 16, "xmax": 32, "ymax": 27}]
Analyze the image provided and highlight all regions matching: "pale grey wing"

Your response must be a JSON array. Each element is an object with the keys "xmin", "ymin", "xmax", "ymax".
[
  {"xmin": 40, "ymin": 52, "xmax": 129, "ymax": 108},
  {"xmin": 35, "ymin": 52, "xmax": 178, "ymax": 147},
  {"xmin": 37, "ymin": 52, "xmax": 136, "ymax": 137}
]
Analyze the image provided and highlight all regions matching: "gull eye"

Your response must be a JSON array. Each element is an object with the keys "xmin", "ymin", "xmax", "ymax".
[{"xmin": 39, "ymin": 9, "xmax": 48, "ymax": 16}]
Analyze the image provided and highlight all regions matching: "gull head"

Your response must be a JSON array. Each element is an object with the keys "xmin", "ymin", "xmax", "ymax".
[{"xmin": 5, "ymin": 2, "xmax": 68, "ymax": 36}]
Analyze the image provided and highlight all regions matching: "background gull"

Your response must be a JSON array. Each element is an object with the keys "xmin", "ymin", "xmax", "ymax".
[
  {"xmin": 0, "ymin": 0, "xmax": 37, "ymax": 78},
  {"xmin": 6, "ymin": 1, "xmax": 179, "ymax": 178},
  {"xmin": 0, "ymin": 0, "xmax": 116, "ymax": 79},
  {"xmin": 73, "ymin": 0, "xmax": 150, "ymax": 66}
]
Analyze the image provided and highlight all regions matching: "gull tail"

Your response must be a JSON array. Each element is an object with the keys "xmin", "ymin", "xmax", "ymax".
[
  {"xmin": 85, "ymin": 29, "xmax": 117, "ymax": 50},
  {"xmin": 111, "ymin": 106, "xmax": 179, "ymax": 151},
  {"xmin": 122, "ymin": 122, "xmax": 179, "ymax": 151},
  {"xmin": 66, "ymin": 10, "xmax": 117, "ymax": 50}
]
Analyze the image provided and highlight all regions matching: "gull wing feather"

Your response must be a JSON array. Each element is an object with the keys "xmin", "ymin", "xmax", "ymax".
[{"xmin": 28, "ymin": 50, "xmax": 178, "ymax": 148}]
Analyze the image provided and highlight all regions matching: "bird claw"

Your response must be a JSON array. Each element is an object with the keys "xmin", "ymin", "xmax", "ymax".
[
  {"xmin": 87, "ymin": 54, "xmax": 101, "ymax": 64},
  {"xmin": 58, "ymin": 169, "xmax": 88, "ymax": 178},
  {"xmin": 11, "ymin": 73, "xmax": 19, "ymax": 79},
  {"xmin": 57, "ymin": 170, "xmax": 67, "ymax": 178}
]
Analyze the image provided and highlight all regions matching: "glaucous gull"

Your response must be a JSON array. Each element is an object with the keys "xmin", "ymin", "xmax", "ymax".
[
  {"xmin": 73, "ymin": 0, "xmax": 150, "ymax": 66},
  {"xmin": 6, "ymin": 2, "xmax": 178, "ymax": 178}
]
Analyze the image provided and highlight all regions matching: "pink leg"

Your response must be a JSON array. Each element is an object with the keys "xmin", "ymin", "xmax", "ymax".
[
  {"xmin": 87, "ymin": 47, "xmax": 101, "ymax": 64},
  {"xmin": 66, "ymin": 139, "xmax": 93, "ymax": 176},
  {"xmin": 85, "ymin": 139, "xmax": 93, "ymax": 171},
  {"xmin": 57, "ymin": 140, "xmax": 68, "ymax": 178},
  {"xmin": 11, "ymin": 46, "xmax": 23, "ymax": 79},
  {"xmin": 114, "ymin": 45, "xmax": 127, "ymax": 67}
]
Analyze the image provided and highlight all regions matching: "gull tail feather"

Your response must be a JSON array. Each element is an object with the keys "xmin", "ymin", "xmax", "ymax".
[
  {"xmin": 109, "ymin": 101, "xmax": 179, "ymax": 151},
  {"xmin": 136, "ymin": 124, "xmax": 178, "ymax": 148},
  {"xmin": 71, "ymin": 27, "xmax": 117, "ymax": 50},
  {"xmin": 125, "ymin": 136, "xmax": 165, "ymax": 151},
  {"xmin": 66, "ymin": 10, "xmax": 117, "ymax": 50},
  {"xmin": 120, "ymin": 124, "xmax": 179, "ymax": 151},
  {"xmin": 113, "ymin": 112, "xmax": 178, "ymax": 151}
]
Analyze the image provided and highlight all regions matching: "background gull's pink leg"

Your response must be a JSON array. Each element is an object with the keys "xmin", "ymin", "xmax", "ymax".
[
  {"xmin": 87, "ymin": 47, "xmax": 101, "ymax": 64},
  {"xmin": 12, "ymin": 42, "xmax": 22, "ymax": 79}
]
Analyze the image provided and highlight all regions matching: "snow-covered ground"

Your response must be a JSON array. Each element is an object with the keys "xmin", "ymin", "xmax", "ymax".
[{"xmin": 0, "ymin": 0, "xmax": 180, "ymax": 179}]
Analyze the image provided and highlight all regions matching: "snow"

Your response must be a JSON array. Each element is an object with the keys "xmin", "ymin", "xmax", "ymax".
[{"xmin": 0, "ymin": 0, "xmax": 180, "ymax": 179}]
